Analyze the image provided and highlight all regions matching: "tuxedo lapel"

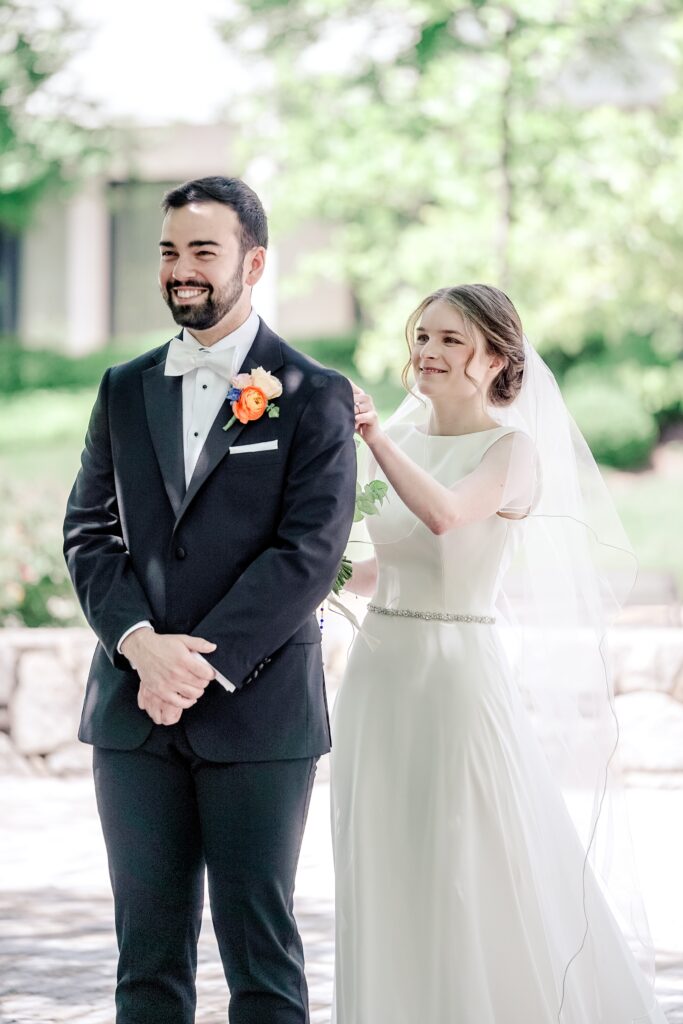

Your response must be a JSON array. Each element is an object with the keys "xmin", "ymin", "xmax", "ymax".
[
  {"xmin": 142, "ymin": 347, "xmax": 185, "ymax": 518},
  {"xmin": 174, "ymin": 320, "xmax": 285, "ymax": 528},
  {"xmin": 235, "ymin": 318, "xmax": 284, "ymax": 378}
]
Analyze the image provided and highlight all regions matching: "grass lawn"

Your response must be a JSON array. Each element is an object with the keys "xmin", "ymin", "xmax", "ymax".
[
  {"xmin": 1, "ymin": 388, "xmax": 681, "ymax": 598},
  {"xmin": 604, "ymin": 461, "xmax": 683, "ymax": 599}
]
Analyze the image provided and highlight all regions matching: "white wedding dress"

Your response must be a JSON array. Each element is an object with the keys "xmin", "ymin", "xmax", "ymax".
[{"xmin": 330, "ymin": 424, "xmax": 668, "ymax": 1024}]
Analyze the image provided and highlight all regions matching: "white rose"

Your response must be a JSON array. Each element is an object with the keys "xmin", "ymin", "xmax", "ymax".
[{"xmin": 251, "ymin": 366, "xmax": 283, "ymax": 400}]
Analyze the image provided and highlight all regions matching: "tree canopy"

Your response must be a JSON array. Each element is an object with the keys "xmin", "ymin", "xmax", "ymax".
[
  {"xmin": 220, "ymin": 0, "xmax": 683, "ymax": 377},
  {"xmin": 0, "ymin": 0, "xmax": 105, "ymax": 230}
]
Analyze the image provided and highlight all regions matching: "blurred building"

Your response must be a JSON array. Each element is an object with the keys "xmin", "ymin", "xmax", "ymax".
[{"xmin": 5, "ymin": 123, "xmax": 356, "ymax": 354}]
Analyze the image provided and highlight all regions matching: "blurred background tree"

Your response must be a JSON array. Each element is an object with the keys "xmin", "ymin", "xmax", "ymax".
[
  {"xmin": 0, "ymin": 0, "xmax": 105, "ymax": 231},
  {"xmin": 220, "ymin": 0, "xmax": 683, "ymax": 462},
  {"xmin": 0, "ymin": 0, "xmax": 110, "ymax": 627},
  {"xmin": 1, "ymin": 0, "xmax": 682, "ymax": 625}
]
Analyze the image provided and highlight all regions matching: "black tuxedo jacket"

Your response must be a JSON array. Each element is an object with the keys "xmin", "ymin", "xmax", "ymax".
[{"xmin": 63, "ymin": 319, "xmax": 357, "ymax": 761}]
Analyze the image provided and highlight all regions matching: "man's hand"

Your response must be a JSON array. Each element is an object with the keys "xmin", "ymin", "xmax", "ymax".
[
  {"xmin": 137, "ymin": 685, "xmax": 184, "ymax": 726},
  {"xmin": 122, "ymin": 629, "xmax": 218, "ymax": 711}
]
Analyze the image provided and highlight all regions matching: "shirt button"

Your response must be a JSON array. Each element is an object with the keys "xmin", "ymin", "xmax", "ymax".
[
  {"xmin": 193, "ymin": 431, "xmax": 199, "ymax": 437},
  {"xmin": 175, "ymin": 546, "xmax": 186, "ymax": 560},
  {"xmin": 202, "ymin": 384, "xmax": 208, "ymax": 390}
]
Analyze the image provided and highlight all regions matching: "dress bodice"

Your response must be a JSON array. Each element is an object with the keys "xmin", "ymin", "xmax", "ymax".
[{"xmin": 368, "ymin": 424, "xmax": 522, "ymax": 617}]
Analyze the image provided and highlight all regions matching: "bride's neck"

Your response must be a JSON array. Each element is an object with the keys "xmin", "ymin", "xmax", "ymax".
[{"xmin": 428, "ymin": 398, "xmax": 497, "ymax": 436}]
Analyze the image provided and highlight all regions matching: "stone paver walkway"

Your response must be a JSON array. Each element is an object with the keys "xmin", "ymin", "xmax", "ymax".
[{"xmin": 1, "ymin": 770, "xmax": 682, "ymax": 1022}]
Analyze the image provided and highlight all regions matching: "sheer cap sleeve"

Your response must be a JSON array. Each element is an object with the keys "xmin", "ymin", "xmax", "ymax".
[{"xmin": 478, "ymin": 429, "xmax": 538, "ymax": 519}]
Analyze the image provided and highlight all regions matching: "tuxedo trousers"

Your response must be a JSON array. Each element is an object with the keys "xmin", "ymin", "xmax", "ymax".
[{"xmin": 93, "ymin": 723, "xmax": 317, "ymax": 1024}]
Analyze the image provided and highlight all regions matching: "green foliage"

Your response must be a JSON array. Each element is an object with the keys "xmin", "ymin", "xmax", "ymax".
[
  {"xmin": 220, "ymin": 0, "xmax": 683, "ymax": 382},
  {"xmin": 332, "ymin": 555, "xmax": 353, "ymax": 596},
  {"xmin": 0, "ymin": 388, "xmax": 96, "ymax": 451},
  {"xmin": 293, "ymin": 334, "xmax": 358, "ymax": 375},
  {"xmin": 562, "ymin": 345, "xmax": 683, "ymax": 432},
  {"xmin": 334, "ymin": 478, "xmax": 388, "ymax": 593},
  {"xmin": 563, "ymin": 378, "xmax": 658, "ymax": 469},
  {"xmin": 603, "ymin": 456, "xmax": 683, "ymax": 595},
  {"xmin": 0, "ymin": 340, "xmax": 144, "ymax": 394},
  {"xmin": 353, "ymin": 478, "xmax": 389, "ymax": 522},
  {"xmin": 0, "ymin": 474, "xmax": 83, "ymax": 627},
  {"xmin": 0, "ymin": 0, "xmax": 108, "ymax": 230}
]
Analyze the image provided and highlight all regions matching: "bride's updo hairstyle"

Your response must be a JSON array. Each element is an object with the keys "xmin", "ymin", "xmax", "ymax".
[{"xmin": 403, "ymin": 284, "xmax": 526, "ymax": 406}]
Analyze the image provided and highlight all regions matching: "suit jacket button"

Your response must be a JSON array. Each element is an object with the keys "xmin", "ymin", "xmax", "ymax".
[{"xmin": 175, "ymin": 546, "xmax": 186, "ymax": 560}]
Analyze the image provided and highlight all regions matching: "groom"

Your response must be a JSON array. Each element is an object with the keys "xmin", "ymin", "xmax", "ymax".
[{"xmin": 63, "ymin": 176, "xmax": 357, "ymax": 1024}]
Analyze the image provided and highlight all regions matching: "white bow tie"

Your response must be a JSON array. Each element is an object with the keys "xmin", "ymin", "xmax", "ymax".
[{"xmin": 164, "ymin": 336, "xmax": 238, "ymax": 382}]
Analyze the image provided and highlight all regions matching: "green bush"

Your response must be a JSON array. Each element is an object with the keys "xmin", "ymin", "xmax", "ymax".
[
  {"xmin": 563, "ymin": 379, "xmax": 658, "ymax": 469},
  {"xmin": 0, "ymin": 334, "xmax": 362, "ymax": 394},
  {"xmin": 562, "ymin": 354, "xmax": 683, "ymax": 430},
  {"xmin": 0, "ymin": 476, "xmax": 83, "ymax": 628},
  {"xmin": 619, "ymin": 362, "xmax": 683, "ymax": 428},
  {"xmin": 292, "ymin": 334, "xmax": 358, "ymax": 375},
  {"xmin": 0, "ymin": 339, "xmax": 147, "ymax": 394}
]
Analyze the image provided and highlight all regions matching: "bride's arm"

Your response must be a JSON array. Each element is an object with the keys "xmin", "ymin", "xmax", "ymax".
[
  {"xmin": 352, "ymin": 387, "xmax": 533, "ymax": 535},
  {"xmin": 344, "ymin": 558, "xmax": 378, "ymax": 597}
]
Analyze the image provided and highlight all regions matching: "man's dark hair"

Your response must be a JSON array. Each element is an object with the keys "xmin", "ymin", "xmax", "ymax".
[{"xmin": 162, "ymin": 176, "xmax": 268, "ymax": 254}]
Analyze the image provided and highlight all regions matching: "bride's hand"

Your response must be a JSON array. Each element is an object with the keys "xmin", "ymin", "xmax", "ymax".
[{"xmin": 351, "ymin": 382, "xmax": 382, "ymax": 446}]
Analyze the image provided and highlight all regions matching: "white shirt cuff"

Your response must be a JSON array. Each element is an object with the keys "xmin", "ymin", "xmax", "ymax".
[{"xmin": 117, "ymin": 621, "xmax": 153, "ymax": 655}]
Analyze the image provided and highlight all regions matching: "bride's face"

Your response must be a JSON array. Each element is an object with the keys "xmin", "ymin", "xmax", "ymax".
[{"xmin": 411, "ymin": 301, "xmax": 500, "ymax": 401}]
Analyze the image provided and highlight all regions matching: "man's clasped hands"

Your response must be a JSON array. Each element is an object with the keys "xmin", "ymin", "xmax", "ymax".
[{"xmin": 121, "ymin": 630, "xmax": 218, "ymax": 726}]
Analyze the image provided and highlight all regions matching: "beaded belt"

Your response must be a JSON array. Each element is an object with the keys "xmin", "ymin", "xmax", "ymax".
[{"xmin": 367, "ymin": 603, "xmax": 496, "ymax": 625}]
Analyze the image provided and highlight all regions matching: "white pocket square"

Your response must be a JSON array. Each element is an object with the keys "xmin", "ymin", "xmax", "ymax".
[{"xmin": 229, "ymin": 440, "xmax": 279, "ymax": 454}]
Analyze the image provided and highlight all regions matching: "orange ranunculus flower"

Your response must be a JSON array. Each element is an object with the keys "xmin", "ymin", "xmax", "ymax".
[{"xmin": 232, "ymin": 385, "xmax": 267, "ymax": 424}]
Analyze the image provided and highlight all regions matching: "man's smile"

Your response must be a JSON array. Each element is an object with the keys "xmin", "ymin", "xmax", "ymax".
[{"xmin": 172, "ymin": 287, "xmax": 209, "ymax": 301}]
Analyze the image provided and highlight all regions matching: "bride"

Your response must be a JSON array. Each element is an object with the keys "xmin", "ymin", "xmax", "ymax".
[{"xmin": 330, "ymin": 284, "xmax": 668, "ymax": 1023}]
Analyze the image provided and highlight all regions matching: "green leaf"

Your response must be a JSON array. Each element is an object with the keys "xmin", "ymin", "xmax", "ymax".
[
  {"xmin": 356, "ymin": 496, "xmax": 378, "ymax": 516},
  {"xmin": 332, "ymin": 555, "xmax": 354, "ymax": 595},
  {"xmin": 367, "ymin": 479, "xmax": 389, "ymax": 503},
  {"xmin": 267, "ymin": 405, "xmax": 280, "ymax": 418}
]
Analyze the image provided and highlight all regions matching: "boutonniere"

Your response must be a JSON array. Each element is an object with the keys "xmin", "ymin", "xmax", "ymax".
[{"xmin": 223, "ymin": 366, "xmax": 283, "ymax": 431}]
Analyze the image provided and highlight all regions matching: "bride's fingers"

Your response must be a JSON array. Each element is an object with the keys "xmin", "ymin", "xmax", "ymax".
[{"xmin": 355, "ymin": 413, "xmax": 376, "ymax": 433}]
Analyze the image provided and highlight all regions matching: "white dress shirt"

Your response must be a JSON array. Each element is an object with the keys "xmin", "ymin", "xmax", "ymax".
[
  {"xmin": 118, "ymin": 309, "xmax": 261, "ymax": 693},
  {"xmin": 178, "ymin": 309, "xmax": 260, "ymax": 487}
]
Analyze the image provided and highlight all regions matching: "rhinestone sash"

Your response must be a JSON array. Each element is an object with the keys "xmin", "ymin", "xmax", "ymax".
[{"xmin": 367, "ymin": 603, "xmax": 496, "ymax": 625}]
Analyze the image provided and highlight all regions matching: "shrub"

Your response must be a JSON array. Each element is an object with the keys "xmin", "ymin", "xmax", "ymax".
[
  {"xmin": 0, "ymin": 476, "xmax": 83, "ymax": 628},
  {"xmin": 0, "ymin": 339, "xmax": 147, "ymax": 394},
  {"xmin": 293, "ymin": 334, "xmax": 358, "ymax": 375},
  {"xmin": 563, "ymin": 379, "xmax": 658, "ymax": 469},
  {"xmin": 620, "ymin": 362, "xmax": 683, "ymax": 428},
  {"xmin": 0, "ymin": 334, "xmax": 362, "ymax": 394}
]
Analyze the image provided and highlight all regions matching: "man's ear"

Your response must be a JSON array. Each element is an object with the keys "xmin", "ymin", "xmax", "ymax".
[{"xmin": 244, "ymin": 246, "xmax": 266, "ymax": 287}]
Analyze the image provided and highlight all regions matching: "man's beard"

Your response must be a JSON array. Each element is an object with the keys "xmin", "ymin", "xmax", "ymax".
[{"xmin": 163, "ymin": 270, "xmax": 244, "ymax": 330}]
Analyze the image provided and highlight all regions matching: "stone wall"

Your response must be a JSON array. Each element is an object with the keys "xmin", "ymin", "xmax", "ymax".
[
  {"xmin": 0, "ymin": 629, "xmax": 96, "ymax": 776},
  {"xmin": 1, "ymin": 623, "xmax": 682, "ymax": 779}
]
